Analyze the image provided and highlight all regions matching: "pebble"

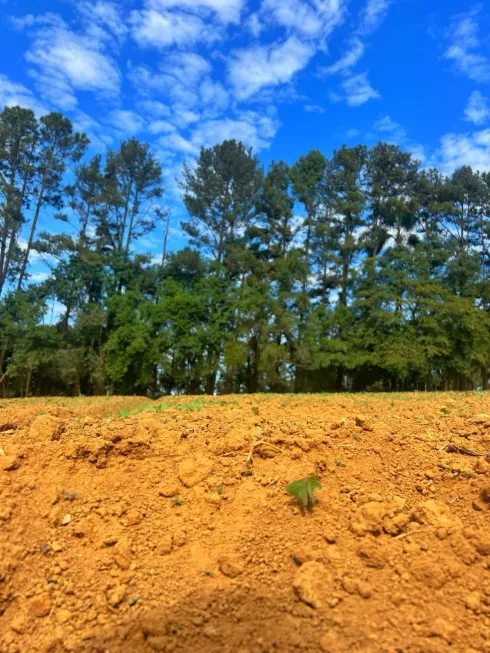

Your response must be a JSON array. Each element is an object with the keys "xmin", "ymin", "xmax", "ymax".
[
  {"xmin": 218, "ymin": 554, "xmax": 245, "ymax": 578},
  {"xmin": 124, "ymin": 509, "xmax": 143, "ymax": 526},
  {"xmin": 61, "ymin": 514, "xmax": 72, "ymax": 526},
  {"xmin": 29, "ymin": 594, "xmax": 52, "ymax": 618}
]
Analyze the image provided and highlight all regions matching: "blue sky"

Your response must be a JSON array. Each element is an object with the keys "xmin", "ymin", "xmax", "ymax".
[{"xmin": 1, "ymin": 0, "xmax": 490, "ymax": 272}]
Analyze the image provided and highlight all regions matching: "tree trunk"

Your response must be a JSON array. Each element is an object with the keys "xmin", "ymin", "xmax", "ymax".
[{"xmin": 17, "ymin": 173, "xmax": 47, "ymax": 291}]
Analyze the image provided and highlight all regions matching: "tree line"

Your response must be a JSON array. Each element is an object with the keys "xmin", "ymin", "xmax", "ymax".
[{"xmin": 1, "ymin": 104, "xmax": 490, "ymax": 397}]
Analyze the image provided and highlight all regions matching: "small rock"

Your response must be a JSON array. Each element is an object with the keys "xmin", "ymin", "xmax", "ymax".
[
  {"xmin": 291, "ymin": 546, "xmax": 317, "ymax": 566},
  {"xmin": 107, "ymin": 586, "xmax": 126, "ymax": 607},
  {"xmin": 324, "ymin": 531, "xmax": 337, "ymax": 544},
  {"xmin": 61, "ymin": 514, "xmax": 72, "ymax": 526},
  {"xmin": 465, "ymin": 591, "xmax": 481, "ymax": 612},
  {"xmin": 125, "ymin": 509, "xmax": 143, "ymax": 526},
  {"xmin": 2, "ymin": 455, "xmax": 20, "ymax": 471},
  {"xmin": 472, "ymin": 530, "xmax": 490, "ymax": 556},
  {"xmin": 159, "ymin": 534, "xmax": 173, "ymax": 556},
  {"xmin": 293, "ymin": 561, "xmax": 331, "ymax": 608},
  {"xmin": 355, "ymin": 415, "xmax": 373, "ymax": 431},
  {"xmin": 10, "ymin": 614, "xmax": 27, "ymax": 634},
  {"xmin": 114, "ymin": 551, "xmax": 131, "ymax": 570},
  {"xmin": 356, "ymin": 580, "xmax": 372, "ymax": 599},
  {"xmin": 474, "ymin": 458, "xmax": 489, "ymax": 475},
  {"xmin": 56, "ymin": 609, "xmax": 72, "ymax": 624},
  {"xmin": 29, "ymin": 594, "xmax": 52, "ymax": 618},
  {"xmin": 219, "ymin": 554, "xmax": 245, "ymax": 578},
  {"xmin": 158, "ymin": 485, "xmax": 180, "ymax": 498},
  {"xmin": 52, "ymin": 542, "xmax": 64, "ymax": 553}
]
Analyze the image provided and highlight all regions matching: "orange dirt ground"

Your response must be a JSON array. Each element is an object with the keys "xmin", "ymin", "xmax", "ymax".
[{"xmin": 1, "ymin": 393, "xmax": 490, "ymax": 653}]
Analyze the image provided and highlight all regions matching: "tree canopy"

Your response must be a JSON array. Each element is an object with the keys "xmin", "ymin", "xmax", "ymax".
[{"xmin": 1, "ymin": 104, "xmax": 490, "ymax": 397}]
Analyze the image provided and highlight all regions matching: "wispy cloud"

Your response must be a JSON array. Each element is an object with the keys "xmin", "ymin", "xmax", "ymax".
[
  {"xmin": 108, "ymin": 109, "xmax": 145, "ymax": 134},
  {"xmin": 464, "ymin": 90, "xmax": 489, "ymax": 125},
  {"xmin": 358, "ymin": 0, "xmax": 390, "ymax": 35},
  {"xmin": 444, "ymin": 9, "xmax": 490, "ymax": 83},
  {"xmin": 15, "ymin": 13, "xmax": 120, "ymax": 110},
  {"xmin": 332, "ymin": 72, "xmax": 379, "ymax": 106},
  {"xmin": 372, "ymin": 115, "xmax": 425, "ymax": 161},
  {"xmin": 228, "ymin": 37, "xmax": 315, "ymax": 100},
  {"xmin": 435, "ymin": 128, "xmax": 490, "ymax": 174},
  {"xmin": 260, "ymin": 0, "xmax": 346, "ymax": 40},
  {"xmin": 318, "ymin": 38, "xmax": 364, "ymax": 75},
  {"xmin": 0, "ymin": 74, "xmax": 47, "ymax": 115}
]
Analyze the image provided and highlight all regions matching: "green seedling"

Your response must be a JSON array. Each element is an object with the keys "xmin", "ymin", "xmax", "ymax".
[
  {"xmin": 203, "ymin": 570, "xmax": 215, "ymax": 577},
  {"xmin": 251, "ymin": 406, "xmax": 259, "ymax": 415},
  {"xmin": 129, "ymin": 595, "xmax": 140, "ymax": 606},
  {"xmin": 352, "ymin": 433, "xmax": 360, "ymax": 441},
  {"xmin": 171, "ymin": 495, "xmax": 183, "ymax": 506},
  {"xmin": 286, "ymin": 476, "xmax": 322, "ymax": 509}
]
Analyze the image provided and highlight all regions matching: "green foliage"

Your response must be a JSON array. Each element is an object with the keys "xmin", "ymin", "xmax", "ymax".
[
  {"xmin": 286, "ymin": 476, "xmax": 322, "ymax": 509},
  {"xmin": 1, "ymin": 105, "xmax": 490, "ymax": 398}
]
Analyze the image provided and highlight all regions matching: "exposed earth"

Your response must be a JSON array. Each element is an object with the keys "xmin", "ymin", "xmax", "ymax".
[{"xmin": 1, "ymin": 393, "xmax": 490, "ymax": 652}]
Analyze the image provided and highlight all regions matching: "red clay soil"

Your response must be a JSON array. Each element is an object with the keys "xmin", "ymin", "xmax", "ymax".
[{"xmin": 1, "ymin": 393, "xmax": 490, "ymax": 653}]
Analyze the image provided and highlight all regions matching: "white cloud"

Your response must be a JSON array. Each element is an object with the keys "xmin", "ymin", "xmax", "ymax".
[
  {"xmin": 140, "ymin": 100, "xmax": 171, "ymax": 117},
  {"xmin": 200, "ymin": 78, "xmax": 229, "ymax": 115},
  {"xmin": 246, "ymin": 13, "xmax": 263, "ymax": 37},
  {"xmin": 228, "ymin": 37, "xmax": 315, "ymax": 100},
  {"xmin": 436, "ymin": 129, "xmax": 490, "ymax": 174},
  {"xmin": 374, "ymin": 115, "xmax": 407, "ymax": 141},
  {"xmin": 464, "ymin": 91, "xmax": 489, "ymax": 125},
  {"xmin": 150, "ymin": 0, "xmax": 244, "ymax": 23},
  {"xmin": 108, "ymin": 110, "xmax": 145, "ymax": 134},
  {"xmin": 261, "ymin": 0, "xmax": 346, "ymax": 39},
  {"xmin": 18, "ymin": 13, "xmax": 120, "ymax": 109},
  {"xmin": 78, "ymin": 0, "xmax": 128, "ymax": 41},
  {"xmin": 444, "ymin": 10, "xmax": 490, "ymax": 83},
  {"xmin": 162, "ymin": 110, "xmax": 280, "ymax": 156},
  {"xmin": 332, "ymin": 72, "xmax": 379, "ymax": 106},
  {"xmin": 319, "ymin": 38, "xmax": 364, "ymax": 75},
  {"xmin": 358, "ymin": 0, "xmax": 390, "ymax": 35},
  {"xmin": 148, "ymin": 119, "xmax": 176, "ymax": 134},
  {"xmin": 0, "ymin": 74, "xmax": 47, "ymax": 115},
  {"xmin": 304, "ymin": 103, "xmax": 325, "ymax": 113},
  {"xmin": 372, "ymin": 115, "xmax": 425, "ymax": 161},
  {"xmin": 130, "ymin": 9, "xmax": 210, "ymax": 49}
]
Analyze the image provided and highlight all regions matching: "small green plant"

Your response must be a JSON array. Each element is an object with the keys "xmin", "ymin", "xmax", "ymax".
[
  {"xmin": 171, "ymin": 494, "xmax": 183, "ymax": 506},
  {"xmin": 251, "ymin": 406, "xmax": 259, "ymax": 415},
  {"xmin": 352, "ymin": 433, "xmax": 360, "ymax": 441},
  {"xmin": 440, "ymin": 407, "xmax": 448, "ymax": 415},
  {"xmin": 286, "ymin": 476, "xmax": 322, "ymax": 509},
  {"xmin": 216, "ymin": 483, "xmax": 223, "ymax": 495}
]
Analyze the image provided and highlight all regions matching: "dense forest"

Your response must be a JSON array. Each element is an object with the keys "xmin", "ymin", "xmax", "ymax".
[{"xmin": 1, "ymin": 105, "xmax": 490, "ymax": 397}]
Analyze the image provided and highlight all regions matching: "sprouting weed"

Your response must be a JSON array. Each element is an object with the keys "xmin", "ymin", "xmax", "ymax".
[
  {"xmin": 286, "ymin": 476, "xmax": 322, "ymax": 509},
  {"xmin": 171, "ymin": 495, "xmax": 183, "ymax": 506}
]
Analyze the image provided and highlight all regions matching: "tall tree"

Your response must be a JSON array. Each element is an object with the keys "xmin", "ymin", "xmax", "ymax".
[
  {"xmin": 16, "ymin": 112, "xmax": 88, "ymax": 291},
  {"xmin": 0, "ymin": 106, "xmax": 39, "ymax": 295}
]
